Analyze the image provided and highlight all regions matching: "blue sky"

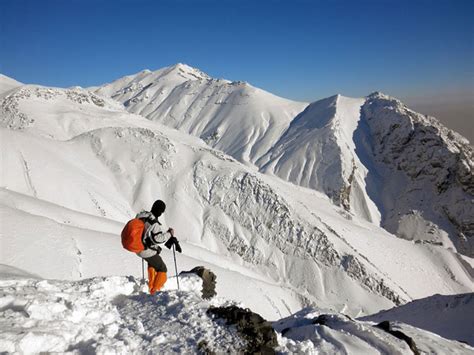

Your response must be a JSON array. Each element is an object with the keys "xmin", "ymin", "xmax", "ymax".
[{"xmin": 1, "ymin": 0, "xmax": 473, "ymax": 103}]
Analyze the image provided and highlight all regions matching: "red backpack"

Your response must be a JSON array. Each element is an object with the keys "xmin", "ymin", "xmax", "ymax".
[{"xmin": 121, "ymin": 218, "xmax": 146, "ymax": 253}]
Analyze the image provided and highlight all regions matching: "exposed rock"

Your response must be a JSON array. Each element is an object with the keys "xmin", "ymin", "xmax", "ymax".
[
  {"xmin": 197, "ymin": 340, "xmax": 216, "ymax": 355},
  {"xmin": 207, "ymin": 305, "xmax": 278, "ymax": 354},
  {"xmin": 375, "ymin": 320, "xmax": 420, "ymax": 355},
  {"xmin": 362, "ymin": 92, "xmax": 474, "ymax": 256},
  {"xmin": 1, "ymin": 86, "xmax": 111, "ymax": 131},
  {"xmin": 181, "ymin": 266, "xmax": 217, "ymax": 300}
]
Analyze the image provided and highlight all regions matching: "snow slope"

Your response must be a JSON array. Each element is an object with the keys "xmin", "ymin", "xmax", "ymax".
[
  {"xmin": 1, "ymin": 273, "xmax": 472, "ymax": 354},
  {"xmin": 257, "ymin": 95, "xmax": 381, "ymax": 223},
  {"xmin": 1, "ymin": 78, "xmax": 473, "ymax": 320},
  {"xmin": 361, "ymin": 292, "xmax": 474, "ymax": 346},
  {"xmin": 96, "ymin": 64, "xmax": 474, "ymax": 258},
  {"xmin": 0, "ymin": 74, "xmax": 22, "ymax": 96}
]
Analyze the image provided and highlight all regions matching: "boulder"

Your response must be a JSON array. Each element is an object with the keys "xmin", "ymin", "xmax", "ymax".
[
  {"xmin": 180, "ymin": 266, "xmax": 217, "ymax": 299},
  {"xmin": 375, "ymin": 320, "xmax": 420, "ymax": 355},
  {"xmin": 207, "ymin": 305, "xmax": 278, "ymax": 354}
]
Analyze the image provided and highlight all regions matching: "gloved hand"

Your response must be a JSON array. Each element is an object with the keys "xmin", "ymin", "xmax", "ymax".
[{"xmin": 165, "ymin": 236, "xmax": 182, "ymax": 253}]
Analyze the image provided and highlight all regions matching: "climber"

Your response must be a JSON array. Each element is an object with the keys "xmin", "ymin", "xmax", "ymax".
[{"xmin": 122, "ymin": 199, "xmax": 181, "ymax": 294}]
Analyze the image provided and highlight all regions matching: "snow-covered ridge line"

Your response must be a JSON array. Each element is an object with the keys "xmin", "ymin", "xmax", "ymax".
[
  {"xmin": 0, "ymin": 85, "xmax": 120, "ymax": 131},
  {"xmin": 361, "ymin": 292, "xmax": 474, "ymax": 346},
  {"xmin": 94, "ymin": 63, "xmax": 308, "ymax": 165}
]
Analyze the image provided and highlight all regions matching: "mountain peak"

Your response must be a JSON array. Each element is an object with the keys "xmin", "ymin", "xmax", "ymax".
[
  {"xmin": 164, "ymin": 63, "xmax": 210, "ymax": 81},
  {"xmin": 171, "ymin": 62, "xmax": 192, "ymax": 70},
  {"xmin": 367, "ymin": 91, "xmax": 389, "ymax": 99}
]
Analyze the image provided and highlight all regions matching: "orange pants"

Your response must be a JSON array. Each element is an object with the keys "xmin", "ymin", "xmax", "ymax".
[{"xmin": 148, "ymin": 266, "xmax": 167, "ymax": 295}]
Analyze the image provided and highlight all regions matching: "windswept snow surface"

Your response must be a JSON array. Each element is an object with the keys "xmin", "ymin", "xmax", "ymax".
[{"xmin": 1, "ymin": 273, "xmax": 472, "ymax": 354}]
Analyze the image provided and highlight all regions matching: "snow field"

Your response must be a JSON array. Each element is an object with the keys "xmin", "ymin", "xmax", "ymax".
[{"xmin": 0, "ymin": 274, "xmax": 246, "ymax": 354}]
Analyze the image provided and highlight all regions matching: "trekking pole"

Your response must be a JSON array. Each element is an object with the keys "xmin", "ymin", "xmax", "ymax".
[
  {"xmin": 172, "ymin": 244, "xmax": 180, "ymax": 290},
  {"xmin": 142, "ymin": 258, "xmax": 145, "ymax": 284}
]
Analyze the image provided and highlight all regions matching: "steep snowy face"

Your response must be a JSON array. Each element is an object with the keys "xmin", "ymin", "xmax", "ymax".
[
  {"xmin": 257, "ymin": 95, "xmax": 381, "ymax": 223},
  {"xmin": 359, "ymin": 92, "xmax": 474, "ymax": 257},
  {"xmin": 95, "ymin": 63, "xmax": 308, "ymax": 164},
  {"xmin": 257, "ymin": 96, "xmax": 345, "ymax": 203}
]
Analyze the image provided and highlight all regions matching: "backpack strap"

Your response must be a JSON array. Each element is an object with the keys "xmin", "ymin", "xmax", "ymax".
[
  {"xmin": 139, "ymin": 215, "xmax": 163, "ymax": 250},
  {"xmin": 139, "ymin": 215, "xmax": 162, "ymax": 226}
]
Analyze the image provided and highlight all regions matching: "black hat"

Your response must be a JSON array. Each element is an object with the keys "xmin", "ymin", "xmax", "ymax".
[{"xmin": 151, "ymin": 200, "xmax": 166, "ymax": 217}]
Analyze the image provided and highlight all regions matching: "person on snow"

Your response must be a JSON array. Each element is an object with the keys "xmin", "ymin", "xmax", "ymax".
[{"xmin": 136, "ymin": 199, "xmax": 181, "ymax": 295}]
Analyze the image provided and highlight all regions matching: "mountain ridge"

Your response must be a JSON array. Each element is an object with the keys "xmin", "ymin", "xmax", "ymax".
[{"xmin": 92, "ymin": 65, "xmax": 473, "ymax": 257}]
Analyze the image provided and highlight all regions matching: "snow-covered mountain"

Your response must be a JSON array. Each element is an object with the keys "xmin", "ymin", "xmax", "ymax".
[
  {"xmin": 95, "ymin": 64, "xmax": 307, "ymax": 164},
  {"xmin": 1, "ymin": 71, "xmax": 473, "ymax": 353},
  {"xmin": 96, "ymin": 64, "xmax": 474, "ymax": 258}
]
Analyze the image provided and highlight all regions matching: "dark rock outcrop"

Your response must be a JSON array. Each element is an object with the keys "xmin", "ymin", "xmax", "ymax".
[
  {"xmin": 375, "ymin": 320, "xmax": 420, "ymax": 355},
  {"xmin": 361, "ymin": 92, "xmax": 474, "ymax": 256},
  {"xmin": 180, "ymin": 266, "xmax": 217, "ymax": 299},
  {"xmin": 207, "ymin": 305, "xmax": 278, "ymax": 354}
]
